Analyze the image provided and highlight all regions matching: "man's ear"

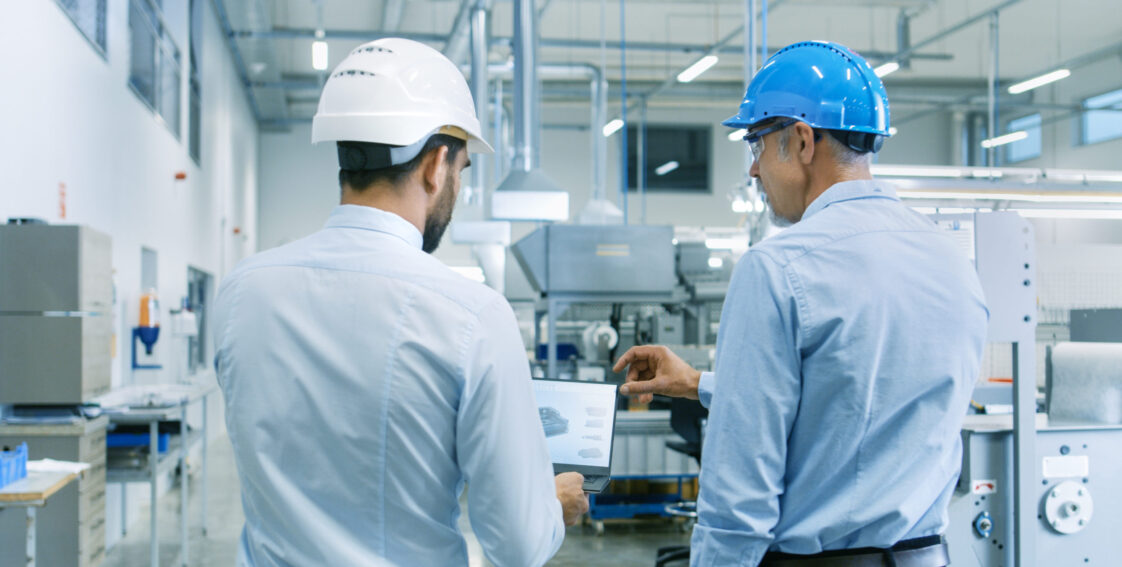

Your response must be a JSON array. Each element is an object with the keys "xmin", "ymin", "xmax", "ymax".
[
  {"xmin": 419, "ymin": 145, "xmax": 450, "ymax": 197},
  {"xmin": 794, "ymin": 122, "xmax": 816, "ymax": 165}
]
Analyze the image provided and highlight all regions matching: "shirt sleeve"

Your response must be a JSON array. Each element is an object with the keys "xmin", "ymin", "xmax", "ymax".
[
  {"xmin": 690, "ymin": 250, "xmax": 804, "ymax": 566},
  {"xmin": 697, "ymin": 371, "xmax": 715, "ymax": 408},
  {"xmin": 456, "ymin": 295, "xmax": 565, "ymax": 567}
]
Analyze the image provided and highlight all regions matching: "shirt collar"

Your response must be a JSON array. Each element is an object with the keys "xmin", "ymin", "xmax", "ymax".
[
  {"xmin": 324, "ymin": 204, "xmax": 424, "ymax": 250},
  {"xmin": 801, "ymin": 179, "xmax": 900, "ymax": 221}
]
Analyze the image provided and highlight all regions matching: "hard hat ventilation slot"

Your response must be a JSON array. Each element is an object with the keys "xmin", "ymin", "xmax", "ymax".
[
  {"xmin": 333, "ymin": 70, "xmax": 376, "ymax": 79},
  {"xmin": 352, "ymin": 46, "xmax": 394, "ymax": 56}
]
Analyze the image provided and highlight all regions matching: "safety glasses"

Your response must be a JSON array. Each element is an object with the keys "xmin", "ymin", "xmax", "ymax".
[{"xmin": 743, "ymin": 118, "xmax": 798, "ymax": 160}]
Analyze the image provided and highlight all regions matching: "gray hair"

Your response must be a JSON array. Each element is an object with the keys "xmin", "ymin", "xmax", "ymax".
[{"xmin": 776, "ymin": 127, "xmax": 872, "ymax": 168}]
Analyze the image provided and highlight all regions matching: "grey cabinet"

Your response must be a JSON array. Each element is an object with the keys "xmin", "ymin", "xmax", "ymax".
[
  {"xmin": 0, "ymin": 224, "xmax": 112, "ymax": 313},
  {"xmin": 0, "ymin": 417, "xmax": 108, "ymax": 567},
  {"xmin": 0, "ymin": 224, "xmax": 113, "ymax": 405}
]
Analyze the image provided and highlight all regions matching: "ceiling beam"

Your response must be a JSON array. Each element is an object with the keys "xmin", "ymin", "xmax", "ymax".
[{"xmin": 229, "ymin": 27, "xmax": 952, "ymax": 62}]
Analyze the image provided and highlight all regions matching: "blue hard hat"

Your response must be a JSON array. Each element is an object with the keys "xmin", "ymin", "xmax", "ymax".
[{"xmin": 724, "ymin": 41, "xmax": 891, "ymax": 138}]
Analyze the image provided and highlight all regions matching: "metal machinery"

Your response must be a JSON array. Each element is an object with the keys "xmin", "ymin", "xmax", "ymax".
[
  {"xmin": 512, "ymin": 224, "xmax": 735, "ymax": 529},
  {"xmin": 948, "ymin": 340, "xmax": 1122, "ymax": 563},
  {"xmin": 936, "ymin": 211, "xmax": 1122, "ymax": 566},
  {"xmin": 511, "ymin": 224, "xmax": 730, "ymax": 381}
]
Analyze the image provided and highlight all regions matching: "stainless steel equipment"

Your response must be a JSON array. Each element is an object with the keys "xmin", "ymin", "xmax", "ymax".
[{"xmin": 511, "ymin": 224, "xmax": 677, "ymax": 295}]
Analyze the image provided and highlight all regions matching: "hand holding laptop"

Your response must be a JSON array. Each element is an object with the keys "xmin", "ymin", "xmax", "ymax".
[
  {"xmin": 555, "ymin": 472, "xmax": 590, "ymax": 526},
  {"xmin": 532, "ymin": 379, "xmax": 620, "ymax": 493}
]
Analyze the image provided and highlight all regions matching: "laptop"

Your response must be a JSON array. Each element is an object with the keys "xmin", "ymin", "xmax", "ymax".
[{"xmin": 531, "ymin": 378, "xmax": 620, "ymax": 493}]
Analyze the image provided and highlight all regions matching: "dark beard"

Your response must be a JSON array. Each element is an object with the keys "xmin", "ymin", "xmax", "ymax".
[{"xmin": 422, "ymin": 174, "xmax": 456, "ymax": 254}]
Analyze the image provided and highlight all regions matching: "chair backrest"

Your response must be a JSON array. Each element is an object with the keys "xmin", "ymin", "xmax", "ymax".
[{"xmin": 669, "ymin": 397, "xmax": 708, "ymax": 447}]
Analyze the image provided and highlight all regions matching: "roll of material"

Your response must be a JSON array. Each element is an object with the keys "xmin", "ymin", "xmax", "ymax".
[{"xmin": 1049, "ymin": 342, "xmax": 1122, "ymax": 425}]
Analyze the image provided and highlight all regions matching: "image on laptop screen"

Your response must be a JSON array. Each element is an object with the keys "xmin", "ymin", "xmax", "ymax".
[{"xmin": 531, "ymin": 379, "xmax": 617, "ymax": 469}]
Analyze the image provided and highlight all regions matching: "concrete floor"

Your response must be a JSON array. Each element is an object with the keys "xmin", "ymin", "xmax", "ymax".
[{"xmin": 103, "ymin": 434, "xmax": 691, "ymax": 566}]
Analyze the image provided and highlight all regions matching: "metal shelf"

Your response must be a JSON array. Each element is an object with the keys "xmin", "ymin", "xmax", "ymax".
[{"xmin": 106, "ymin": 429, "xmax": 203, "ymax": 484}]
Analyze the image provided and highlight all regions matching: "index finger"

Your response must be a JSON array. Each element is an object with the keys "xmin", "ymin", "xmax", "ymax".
[
  {"xmin": 611, "ymin": 347, "xmax": 638, "ymax": 373},
  {"xmin": 612, "ymin": 345, "xmax": 655, "ymax": 372}
]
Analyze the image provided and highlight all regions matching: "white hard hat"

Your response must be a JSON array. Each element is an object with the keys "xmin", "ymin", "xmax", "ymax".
[{"xmin": 312, "ymin": 38, "xmax": 494, "ymax": 160}]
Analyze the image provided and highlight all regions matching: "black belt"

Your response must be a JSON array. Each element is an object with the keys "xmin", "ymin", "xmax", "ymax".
[{"xmin": 760, "ymin": 537, "xmax": 949, "ymax": 567}]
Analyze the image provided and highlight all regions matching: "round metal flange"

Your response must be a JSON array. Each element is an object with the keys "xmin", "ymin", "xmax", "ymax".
[{"xmin": 1042, "ymin": 480, "xmax": 1093, "ymax": 534}]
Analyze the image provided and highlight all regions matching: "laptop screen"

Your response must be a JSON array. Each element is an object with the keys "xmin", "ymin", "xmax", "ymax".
[{"xmin": 531, "ymin": 379, "xmax": 618, "ymax": 469}]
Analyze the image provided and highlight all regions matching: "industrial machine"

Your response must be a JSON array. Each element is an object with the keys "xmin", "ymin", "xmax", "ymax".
[
  {"xmin": 511, "ymin": 224, "xmax": 734, "ymax": 380},
  {"xmin": 947, "ymin": 341, "xmax": 1122, "ymax": 566}
]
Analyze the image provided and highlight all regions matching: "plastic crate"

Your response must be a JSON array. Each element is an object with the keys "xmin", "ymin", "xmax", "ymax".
[{"xmin": 0, "ymin": 442, "xmax": 29, "ymax": 489}]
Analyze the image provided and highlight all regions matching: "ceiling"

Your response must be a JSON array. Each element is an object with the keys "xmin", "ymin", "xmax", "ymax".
[{"xmin": 214, "ymin": 0, "xmax": 1122, "ymax": 128}]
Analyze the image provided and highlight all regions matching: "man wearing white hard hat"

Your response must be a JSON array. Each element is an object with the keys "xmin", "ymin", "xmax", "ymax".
[{"xmin": 213, "ymin": 38, "xmax": 587, "ymax": 567}]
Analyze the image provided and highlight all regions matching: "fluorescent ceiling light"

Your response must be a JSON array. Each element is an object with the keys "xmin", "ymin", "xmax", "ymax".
[
  {"xmin": 655, "ymin": 161, "xmax": 679, "ymax": 176},
  {"xmin": 981, "ymin": 131, "xmax": 1028, "ymax": 149},
  {"xmin": 897, "ymin": 190, "xmax": 1122, "ymax": 204},
  {"xmin": 970, "ymin": 169, "xmax": 1004, "ymax": 179},
  {"xmin": 708, "ymin": 257, "xmax": 724, "ymax": 269},
  {"xmin": 728, "ymin": 128, "xmax": 747, "ymax": 142},
  {"xmin": 677, "ymin": 55, "xmax": 719, "ymax": 83},
  {"xmin": 874, "ymin": 61, "xmax": 899, "ymax": 78},
  {"xmin": 1045, "ymin": 170, "xmax": 1122, "ymax": 184},
  {"xmin": 910, "ymin": 206, "xmax": 991, "ymax": 215},
  {"xmin": 705, "ymin": 237, "xmax": 744, "ymax": 250},
  {"xmin": 602, "ymin": 118, "xmax": 624, "ymax": 137},
  {"xmin": 312, "ymin": 40, "xmax": 329, "ymax": 71},
  {"xmin": 872, "ymin": 165, "xmax": 965, "ymax": 178},
  {"xmin": 1012, "ymin": 208, "xmax": 1122, "ymax": 220},
  {"xmin": 1007, "ymin": 69, "xmax": 1071, "ymax": 94}
]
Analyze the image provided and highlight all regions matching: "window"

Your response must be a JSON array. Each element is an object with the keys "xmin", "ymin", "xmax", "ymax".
[
  {"xmin": 627, "ymin": 125, "xmax": 711, "ymax": 192},
  {"xmin": 188, "ymin": 0, "xmax": 203, "ymax": 163},
  {"xmin": 55, "ymin": 0, "xmax": 107, "ymax": 56},
  {"xmin": 129, "ymin": 0, "xmax": 183, "ymax": 138},
  {"xmin": 1005, "ymin": 113, "xmax": 1041, "ymax": 163},
  {"xmin": 1082, "ymin": 88, "xmax": 1122, "ymax": 145},
  {"xmin": 186, "ymin": 267, "xmax": 213, "ymax": 374}
]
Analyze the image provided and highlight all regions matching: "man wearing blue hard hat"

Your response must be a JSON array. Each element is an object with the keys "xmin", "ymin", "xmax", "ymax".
[{"xmin": 615, "ymin": 41, "xmax": 988, "ymax": 566}]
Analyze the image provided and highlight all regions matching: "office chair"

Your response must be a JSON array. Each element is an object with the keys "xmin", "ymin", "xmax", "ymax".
[{"xmin": 655, "ymin": 397, "xmax": 708, "ymax": 567}]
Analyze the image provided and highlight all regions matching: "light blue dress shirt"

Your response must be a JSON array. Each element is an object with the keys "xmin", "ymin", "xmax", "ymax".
[
  {"xmin": 691, "ymin": 180, "xmax": 988, "ymax": 566},
  {"xmin": 213, "ymin": 205, "xmax": 564, "ymax": 567}
]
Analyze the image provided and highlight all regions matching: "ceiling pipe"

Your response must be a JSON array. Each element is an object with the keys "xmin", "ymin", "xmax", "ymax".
[
  {"xmin": 443, "ymin": 0, "xmax": 476, "ymax": 64},
  {"xmin": 471, "ymin": 61, "xmax": 607, "ymax": 214},
  {"xmin": 896, "ymin": 8, "xmax": 912, "ymax": 69},
  {"xmin": 381, "ymin": 0, "xmax": 405, "ymax": 32},
  {"xmin": 874, "ymin": 0, "xmax": 1021, "ymax": 67},
  {"xmin": 469, "ymin": 0, "xmax": 493, "ymax": 213},
  {"xmin": 490, "ymin": 0, "xmax": 569, "ymax": 221},
  {"xmin": 513, "ymin": 0, "xmax": 538, "ymax": 173},
  {"xmin": 211, "ymin": 0, "xmax": 263, "ymax": 122},
  {"xmin": 616, "ymin": 0, "xmax": 787, "ymax": 118},
  {"xmin": 891, "ymin": 39, "xmax": 1122, "ymax": 127}
]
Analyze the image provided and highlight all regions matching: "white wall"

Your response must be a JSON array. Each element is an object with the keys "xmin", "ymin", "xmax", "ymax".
[
  {"xmin": 258, "ymin": 123, "xmax": 339, "ymax": 251},
  {"xmin": 0, "ymin": 0, "xmax": 257, "ymax": 548}
]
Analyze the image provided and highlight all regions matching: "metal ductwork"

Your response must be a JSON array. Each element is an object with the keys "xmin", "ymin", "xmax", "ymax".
[{"xmin": 490, "ymin": 0, "xmax": 569, "ymax": 222}]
